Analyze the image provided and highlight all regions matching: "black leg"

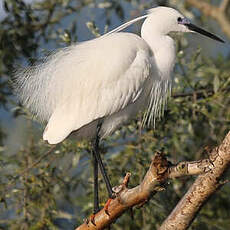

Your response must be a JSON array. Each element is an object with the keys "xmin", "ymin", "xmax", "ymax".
[
  {"xmin": 92, "ymin": 148, "xmax": 99, "ymax": 214},
  {"xmin": 93, "ymin": 123, "xmax": 114, "ymax": 199}
]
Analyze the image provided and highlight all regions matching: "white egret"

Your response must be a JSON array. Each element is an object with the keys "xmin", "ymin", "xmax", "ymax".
[{"xmin": 14, "ymin": 6, "xmax": 224, "ymax": 217}]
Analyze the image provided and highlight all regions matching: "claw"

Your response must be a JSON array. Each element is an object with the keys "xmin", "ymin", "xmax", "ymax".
[
  {"xmin": 104, "ymin": 198, "xmax": 113, "ymax": 216},
  {"xmin": 84, "ymin": 218, "xmax": 89, "ymax": 226},
  {"xmin": 90, "ymin": 213, "xmax": 96, "ymax": 226}
]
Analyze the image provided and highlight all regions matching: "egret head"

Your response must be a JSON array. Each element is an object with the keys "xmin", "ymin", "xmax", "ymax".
[{"xmin": 143, "ymin": 7, "xmax": 224, "ymax": 43}]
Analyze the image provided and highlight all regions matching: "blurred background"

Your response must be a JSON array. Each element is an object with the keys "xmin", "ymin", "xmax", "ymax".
[{"xmin": 0, "ymin": 0, "xmax": 229, "ymax": 229}]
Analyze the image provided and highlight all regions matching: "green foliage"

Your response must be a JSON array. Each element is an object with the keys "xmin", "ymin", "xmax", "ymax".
[{"xmin": 0, "ymin": 0, "xmax": 229, "ymax": 229}]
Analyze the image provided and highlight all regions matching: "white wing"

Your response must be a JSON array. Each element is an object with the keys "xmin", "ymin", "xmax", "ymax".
[{"xmin": 14, "ymin": 33, "xmax": 152, "ymax": 144}]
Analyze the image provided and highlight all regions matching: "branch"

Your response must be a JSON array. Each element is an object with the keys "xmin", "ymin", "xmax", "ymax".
[
  {"xmin": 186, "ymin": 0, "xmax": 230, "ymax": 38},
  {"xmin": 220, "ymin": 0, "xmax": 230, "ymax": 12},
  {"xmin": 75, "ymin": 153, "xmax": 213, "ymax": 230},
  {"xmin": 160, "ymin": 131, "xmax": 230, "ymax": 230},
  {"xmin": 172, "ymin": 88, "xmax": 214, "ymax": 99},
  {"xmin": 2, "ymin": 145, "xmax": 57, "ymax": 194}
]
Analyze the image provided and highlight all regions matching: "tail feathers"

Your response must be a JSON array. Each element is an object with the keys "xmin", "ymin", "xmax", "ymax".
[
  {"xmin": 13, "ymin": 62, "xmax": 54, "ymax": 121},
  {"xmin": 43, "ymin": 106, "xmax": 75, "ymax": 144}
]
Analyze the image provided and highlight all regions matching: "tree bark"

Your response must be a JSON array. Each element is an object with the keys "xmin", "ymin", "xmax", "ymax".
[
  {"xmin": 159, "ymin": 131, "xmax": 230, "ymax": 229},
  {"xmin": 75, "ymin": 131, "xmax": 230, "ymax": 230}
]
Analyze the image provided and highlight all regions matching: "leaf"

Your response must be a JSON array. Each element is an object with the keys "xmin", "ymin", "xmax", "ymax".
[
  {"xmin": 86, "ymin": 21, "xmax": 100, "ymax": 37},
  {"xmin": 213, "ymin": 75, "xmax": 220, "ymax": 93},
  {"xmin": 72, "ymin": 153, "xmax": 80, "ymax": 167},
  {"xmin": 4, "ymin": 1, "xmax": 9, "ymax": 12}
]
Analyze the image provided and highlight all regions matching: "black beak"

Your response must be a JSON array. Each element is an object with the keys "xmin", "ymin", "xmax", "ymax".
[{"xmin": 186, "ymin": 23, "xmax": 225, "ymax": 43}]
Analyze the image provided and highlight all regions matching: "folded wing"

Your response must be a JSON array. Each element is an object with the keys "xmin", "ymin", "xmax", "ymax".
[{"xmin": 14, "ymin": 33, "xmax": 153, "ymax": 144}]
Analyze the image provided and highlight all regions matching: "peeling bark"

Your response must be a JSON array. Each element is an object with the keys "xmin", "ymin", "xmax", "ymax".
[
  {"xmin": 159, "ymin": 131, "xmax": 230, "ymax": 230},
  {"xmin": 74, "ymin": 130, "xmax": 230, "ymax": 230}
]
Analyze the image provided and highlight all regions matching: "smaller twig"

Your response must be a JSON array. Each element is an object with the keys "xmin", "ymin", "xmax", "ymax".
[
  {"xmin": 22, "ymin": 155, "xmax": 29, "ymax": 229},
  {"xmin": 3, "ymin": 145, "xmax": 57, "ymax": 193},
  {"xmin": 18, "ymin": 145, "xmax": 57, "ymax": 177},
  {"xmin": 168, "ymin": 159, "xmax": 213, "ymax": 178},
  {"xmin": 122, "ymin": 172, "xmax": 131, "ymax": 186},
  {"xmin": 172, "ymin": 89, "xmax": 213, "ymax": 99},
  {"xmin": 218, "ymin": 179, "xmax": 230, "ymax": 187}
]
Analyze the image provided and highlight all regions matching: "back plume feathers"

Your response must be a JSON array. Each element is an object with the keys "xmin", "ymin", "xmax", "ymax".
[
  {"xmin": 13, "ymin": 47, "xmax": 76, "ymax": 121},
  {"xmin": 12, "ymin": 12, "xmax": 151, "ymax": 123}
]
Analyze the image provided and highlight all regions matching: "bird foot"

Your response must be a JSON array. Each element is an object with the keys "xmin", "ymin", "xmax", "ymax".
[
  {"xmin": 104, "ymin": 198, "xmax": 113, "ymax": 216},
  {"xmin": 90, "ymin": 213, "xmax": 97, "ymax": 226},
  {"xmin": 104, "ymin": 173, "xmax": 132, "ymax": 216}
]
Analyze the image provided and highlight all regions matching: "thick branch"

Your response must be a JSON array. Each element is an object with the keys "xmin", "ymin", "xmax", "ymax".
[
  {"xmin": 220, "ymin": 0, "xmax": 230, "ymax": 12},
  {"xmin": 75, "ymin": 153, "xmax": 213, "ymax": 230},
  {"xmin": 186, "ymin": 0, "xmax": 230, "ymax": 38},
  {"xmin": 160, "ymin": 131, "xmax": 230, "ymax": 230}
]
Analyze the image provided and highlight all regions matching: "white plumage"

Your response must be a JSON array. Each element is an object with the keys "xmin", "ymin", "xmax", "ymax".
[{"xmin": 14, "ymin": 7, "xmax": 223, "ymax": 144}]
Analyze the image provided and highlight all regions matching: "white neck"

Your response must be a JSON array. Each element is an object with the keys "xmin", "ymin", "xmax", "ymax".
[{"xmin": 141, "ymin": 17, "xmax": 176, "ymax": 80}]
